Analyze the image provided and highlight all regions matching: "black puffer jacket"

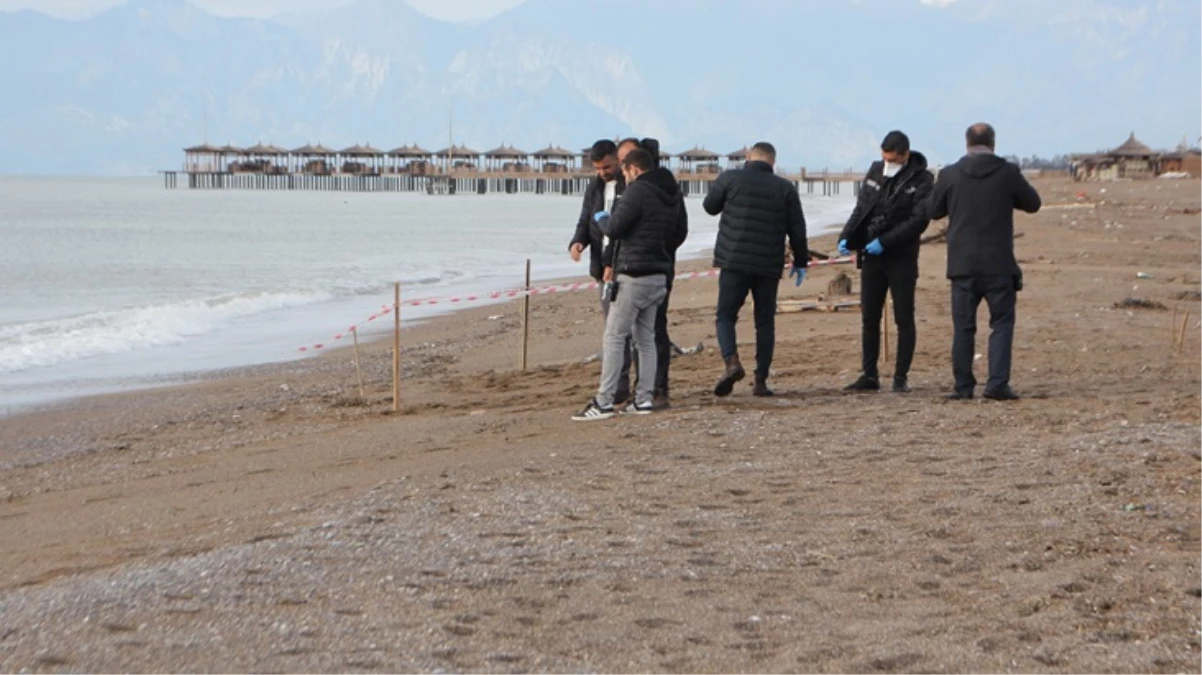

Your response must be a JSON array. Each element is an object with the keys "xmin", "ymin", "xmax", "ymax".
[
  {"xmin": 839, "ymin": 151, "xmax": 934, "ymax": 262},
  {"xmin": 596, "ymin": 167, "xmax": 684, "ymax": 278},
  {"xmin": 569, "ymin": 173, "xmax": 625, "ymax": 281},
  {"xmin": 703, "ymin": 161, "xmax": 808, "ymax": 278},
  {"xmin": 923, "ymin": 151, "xmax": 1042, "ymax": 279}
]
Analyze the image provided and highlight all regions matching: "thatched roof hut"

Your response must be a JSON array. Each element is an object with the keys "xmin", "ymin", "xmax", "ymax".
[
  {"xmin": 677, "ymin": 146, "xmax": 720, "ymax": 161},
  {"xmin": 387, "ymin": 144, "xmax": 433, "ymax": 158},
  {"xmin": 434, "ymin": 144, "xmax": 481, "ymax": 158},
  {"xmin": 485, "ymin": 144, "xmax": 528, "ymax": 159},
  {"xmin": 245, "ymin": 142, "xmax": 288, "ymax": 155},
  {"xmin": 340, "ymin": 143, "xmax": 384, "ymax": 157},
  {"xmin": 184, "ymin": 142, "xmax": 222, "ymax": 153},
  {"xmin": 531, "ymin": 145, "xmax": 576, "ymax": 159},
  {"xmin": 1111, "ymin": 132, "xmax": 1155, "ymax": 158},
  {"xmin": 291, "ymin": 143, "xmax": 334, "ymax": 156}
]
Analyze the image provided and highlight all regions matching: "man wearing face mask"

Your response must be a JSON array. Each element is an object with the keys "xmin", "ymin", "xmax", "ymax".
[{"xmin": 837, "ymin": 130, "xmax": 934, "ymax": 394}]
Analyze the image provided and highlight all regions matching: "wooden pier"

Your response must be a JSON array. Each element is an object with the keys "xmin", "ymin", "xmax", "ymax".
[
  {"xmin": 162, "ymin": 169, "xmax": 862, "ymax": 198},
  {"xmin": 167, "ymin": 140, "xmax": 863, "ymax": 196}
]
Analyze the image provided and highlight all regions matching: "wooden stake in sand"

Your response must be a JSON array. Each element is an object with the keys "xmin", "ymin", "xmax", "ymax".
[
  {"xmin": 883, "ymin": 297, "xmax": 891, "ymax": 364},
  {"xmin": 520, "ymin": 259, "xmax": 531, "ymax": 371},
  {"xmin": 392, "ymin": 282, "xmax": 401, "ymax": 412},
  {"xmin": 1178, "ymin": 312, "xmax": 1190, "ymax": 355},
  {"xmin": 1172, "ymin": 305, "xmax": 1179, "ymax": 347},
  {"xmin": 351, "ymin": 326, "xmax": 365, "ymax": 401}
]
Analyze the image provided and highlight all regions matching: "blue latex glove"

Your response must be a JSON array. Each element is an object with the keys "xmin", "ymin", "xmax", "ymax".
[
  {"xmin": 865, "ymin": 238, "xmax": 884, "ymax": 256},
  {"xmin": 593, "ymin": 210, "xmax": 610, "ymax": 223},
  {"xmin": 789, "ymin": 265, "xmax": 807, "ymax": 287},
  {"xmin": 837, "ymin": 239, "xmax": 850, "ymax": 257}
]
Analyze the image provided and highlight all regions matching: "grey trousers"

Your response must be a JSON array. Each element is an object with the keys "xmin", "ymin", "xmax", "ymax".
[
  {"xmin": 600, "ymin": 295, "xmax": 633, "ymax": 399},
  {"xmin": 597, "ymin": 274, "xmax": 667, "ymax": 408}
]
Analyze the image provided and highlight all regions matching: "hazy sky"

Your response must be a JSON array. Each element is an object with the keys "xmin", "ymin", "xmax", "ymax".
[{"xmin": 0, "ymin": 0, "xmax": 527, "ymax": 21}]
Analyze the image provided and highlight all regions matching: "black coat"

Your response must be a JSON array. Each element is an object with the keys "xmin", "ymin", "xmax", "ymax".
[
  {"xmin": 569, "ymin": 173, "xmax": 626, "ymax": 281},
  {"xmin": 839, "ymin": 151, "xmax": 934, "ymax": 262},
  {"xmin": 703, "ymin": 161, "xmax": 808, "ymax": 278},
  {"xmin": 597, "ymin": 167, "xmax": 686, "ymax": 278},
  {"xmin": 923, "ymin": 152, "xmax": 1042, "ymax": 279}
]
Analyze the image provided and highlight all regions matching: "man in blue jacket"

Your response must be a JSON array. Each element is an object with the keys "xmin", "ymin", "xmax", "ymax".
[{"xmin": 924, "ymin": 123, "xmax": 1042, "ymax": 401}]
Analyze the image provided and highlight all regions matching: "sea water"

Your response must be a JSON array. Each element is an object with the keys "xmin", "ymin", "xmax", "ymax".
[{"xmin": 0, "ymin": 176, "xmax": 856, "ymax": 414}]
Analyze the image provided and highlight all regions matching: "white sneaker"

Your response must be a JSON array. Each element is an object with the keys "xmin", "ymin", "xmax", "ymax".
[
  {"xmin": 571, "ymin": 399, "xmax": 616, "ymax": 421},
  {"xmin": 622, "ymin": 401, "xmax": 654, "ymax": 416}
]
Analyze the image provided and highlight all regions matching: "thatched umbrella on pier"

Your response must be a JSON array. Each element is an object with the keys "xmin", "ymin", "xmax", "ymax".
[
  {"xmin": 484, "ymin": 144, "xmax": 529, "ymax": 171},
  {"xmin": 726, "ymin": 146, "xmax": 749, "ymax": 168},
  {"xmin": 338, "ymin": 142, "xmax": 384, "ymax": 174},
  {"xmin": 434, "ymin": 144, "xmax": 481, "ymax": 171},
  {"xmin": 532, "ymin": 144, "xmax": 577, "ymax": 172},
  {"xmin": 239, "ymin": 142, "xmax": 289, "ymax": 174},
  {"xmin": 388, "ymin": 144, "xmax": 435, "ymax": 174},
  {"xmin": 677, "ymin": 146, "xmax": 720, "ymax": 173},
  {"xmin": 183, "ymin": 142, "xmax": 222, "ymax": 173},
  {"xmin": 293, "ymin": 143, "xmax": 334, "ymax": 175}
]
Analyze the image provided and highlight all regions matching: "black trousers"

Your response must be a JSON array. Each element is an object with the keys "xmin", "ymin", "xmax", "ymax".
[
  {"xmin": 716, "ymin": 269, "xmax": 780, "ymax": 380},
  {"xmin": 653, "ymin": 276, "xmax": 674, "ymax": 395},
  {"xmin": 860, "ymin": 254, "xmax": 918, "ymax": 380},
  {"xmin": 950, "ymin": 275, "xmax": 1017, "ymax": 395}
]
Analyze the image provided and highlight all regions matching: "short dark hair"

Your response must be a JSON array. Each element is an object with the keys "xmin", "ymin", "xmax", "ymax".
[
  {"xmin": 621, "ymin": 148, "xmax": 655, "ymax": 172},
  {"xmin": 966, "ymin": 123, "xmax": 995, "ymax": 149},
  {"xmin": 881, "ymin": 130, "xmax": 910, "ymax": 154},
  {"xmin": 590, "ymin": 139, "xmax": 617, "ymax": 162},
  {"xmin": 749, "ymin": 141, "xmax": 776, "ymax": 162},
  {"xmin": 639, "ymin": 137, "xmax": 661, "ymax": 164},
  {"xmin": 617, "ymin": 137, "xmax": 641, "ymax": 151}
]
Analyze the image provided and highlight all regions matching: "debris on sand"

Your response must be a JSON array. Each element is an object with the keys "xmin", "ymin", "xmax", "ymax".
[
  {"xmin": 1114, "ymin": 297, "xmax": 1167, "ymax": 310},
  {"xmin": 827, "ymin": 271, "xmax": 853, "ymax": 297}
]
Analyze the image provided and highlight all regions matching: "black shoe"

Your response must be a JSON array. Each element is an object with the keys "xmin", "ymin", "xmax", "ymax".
[
  {"xmin": 983, "ymin": 386, "xmax": 1020, "ymax": 401},
  {"xmin": 892, "ymin": 377, "xmax": 911, "ymax": 393},
  {"xmin": 844, "ymin": 374, "xmax": 880, "ymax": 392},
  {"xmin": 714, "ymin": 355, "xmax": 745, "ymax": 397},
  {"xmin": 945, "ymin": 391, "xmax": 973, "ymax": 400},
  {"xmin": 651, "ymin": 391, "xmax": 671, "ymax": 410},
  {"xmin": 752, "ymin": 377, "xmax": 774, "ymax": 397}
]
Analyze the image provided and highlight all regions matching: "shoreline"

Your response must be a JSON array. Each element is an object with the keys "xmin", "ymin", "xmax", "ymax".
[{"xmin": 0, "ymin": 212, "xmax": 851, "ymax": 420}]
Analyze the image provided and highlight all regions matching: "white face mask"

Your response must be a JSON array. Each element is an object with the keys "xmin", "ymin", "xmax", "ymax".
[{"xmin": 882, "ymin": 161, "xmax": 904, "ymax": 178}]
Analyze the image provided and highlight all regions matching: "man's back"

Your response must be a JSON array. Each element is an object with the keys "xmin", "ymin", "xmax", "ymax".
[
  {"xmin": 927, "ymin": 153, "xmax": 1041, "ymax": 279},
  {"xmin": 703, "ymin": 161, "xmax": 807, "ymax": 278}
]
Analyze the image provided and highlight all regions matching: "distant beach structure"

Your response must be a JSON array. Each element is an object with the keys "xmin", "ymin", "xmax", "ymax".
[
  {"xmin": 1070, "ymin": 132, "xmax": 1202, "ymax": 181},
  {"xmin": 165, "ymin": 140, "xmax": 865, "ymax": 197}
]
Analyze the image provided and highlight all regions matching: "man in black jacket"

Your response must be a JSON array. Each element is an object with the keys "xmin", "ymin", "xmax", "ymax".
[
  {"xmin": 838, "ymin": 130, "xmax": 934, "ymax": 394},
  {"xmin": 703, "ymin": 142, "xmax": 808, "ymax": 398},
  {"xmin": 573, "ymin": 149, "xmax": 681, "ymax": 420},
  {"xmin": 569, "ymin": 139, "xmax": 632, "ymax": 402},
  {"xmin": 924, "ymin": 123, "xmax": 1042, "ymax": 401},
  {"xmin": 618, "ymin": 137, "xmax": 689, "ymax": 409}
]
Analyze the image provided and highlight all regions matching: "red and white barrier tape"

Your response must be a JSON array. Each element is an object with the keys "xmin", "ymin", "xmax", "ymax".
[{"xmin": 297, "ymin": 256, "xmax": 854, "ymax": 352}]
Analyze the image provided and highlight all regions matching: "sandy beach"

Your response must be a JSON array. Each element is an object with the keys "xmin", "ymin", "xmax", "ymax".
[{"xmin": 0, "ymin": 176, "xmax": 1199, "ymax": 673}]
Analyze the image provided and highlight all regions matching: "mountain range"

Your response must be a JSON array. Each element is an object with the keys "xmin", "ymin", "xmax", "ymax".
[{"xmin": 0, "ymin": 0, "xmax": 1197, "ymax": 175}]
